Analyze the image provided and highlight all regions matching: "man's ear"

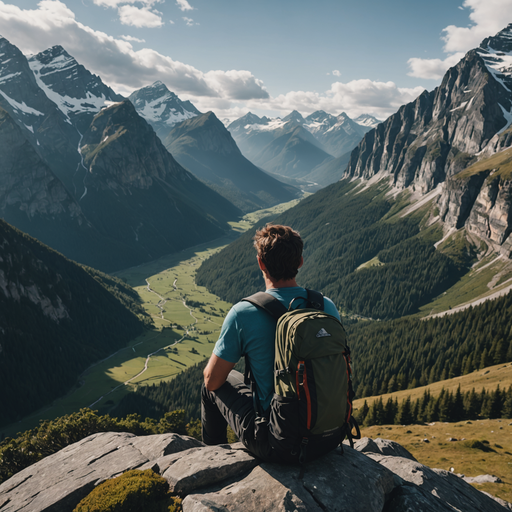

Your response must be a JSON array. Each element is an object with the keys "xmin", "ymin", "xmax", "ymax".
[
  {"xmin": 257, "ymin": 256, "xmax": 266, "ymax": 272},
  {"xmin": 298, "ymin": 256, "xmax": 304, "ymax": 269}
]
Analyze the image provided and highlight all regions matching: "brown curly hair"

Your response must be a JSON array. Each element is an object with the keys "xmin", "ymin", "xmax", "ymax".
[{"xmin": 253, "ymin": 224, "xmax": 303, "ymax": 281}]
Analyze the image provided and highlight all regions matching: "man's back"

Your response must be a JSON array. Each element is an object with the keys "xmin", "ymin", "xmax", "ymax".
[{"xmin": 213, "ymin": 286, "xmax": 340, "ymax": 411}]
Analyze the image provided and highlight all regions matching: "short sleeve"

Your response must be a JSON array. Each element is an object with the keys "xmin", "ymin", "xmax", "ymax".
[
  {"xmin": 212, "ymin": 306, "xmax": 243, "ymax": 364},
  {"xmin": 324, "ymin": 297, "xmax": 341, "ymax": 321}
]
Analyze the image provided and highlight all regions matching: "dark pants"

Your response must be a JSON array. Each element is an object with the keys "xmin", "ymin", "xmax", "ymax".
[{"xmin": 201, "ymin": 370, "xmax": 276, "ymax": 461}]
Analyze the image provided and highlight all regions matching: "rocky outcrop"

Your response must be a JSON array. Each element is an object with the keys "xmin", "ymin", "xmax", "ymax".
[
  {"xmin": 466, "ymin": 175, "xmax": 512, "ymax": 256},
  {"xmin": 345, "ymin": 25, "xmax": 512, "ymax": 195},
  {"xmin": 0, "ymin": 433, "xmax": 509, "ymax": 512}
]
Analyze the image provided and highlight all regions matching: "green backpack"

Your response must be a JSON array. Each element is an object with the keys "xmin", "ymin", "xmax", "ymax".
[{"xmin": 243, "ymin": 289, "xmax": 360, "ymax": 463}]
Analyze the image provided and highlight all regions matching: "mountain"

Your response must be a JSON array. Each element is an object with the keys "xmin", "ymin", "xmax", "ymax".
[
  {"xmin": 163, "ymin": 111, "xmax": 299, "ymax": 212},
  {"xmin": 28, "ymin": 45, "xmax": 125, "ymax": 133},
  {"xmin": 77, "ymin": 100, "xmax": 241, "ymax": 267},
  {"xmin": 0, "ymin": 105, "xmax": 133, "ymax": 270},
  {"xmin": 302, "ymin": 150, "xmax": 352, "ymax": 188},
  {"xmin": 354, "ymin": 113, "xmax": 381, "ymax": 129},
  {"xmin": 129, "ymin": 81, "xmax": 200, "ymax": 140},
  {"xmin": 0, "ymin": 37, "xmax": 80, "ymax": 188},
  {"xmin": 303, "ymin": 110, "xmax": 369, "ymax": 157},
  {"xmin": 227, "ymin": 110, "xmax": 369, "ymax": 187},
  {"xmin": 254, "ymin": 124, "xmax": 334, "ymax": 179},
  {"xmin": 0, "ymin": 38, "xmax": 243, "ymax": 271},
  {"xmin": 345, "ymin": 23, "xmax": 512, "ymax": 258},
  {"xmin": 0, "ymin": 218, "xmax": 149, "ymax": 426}
]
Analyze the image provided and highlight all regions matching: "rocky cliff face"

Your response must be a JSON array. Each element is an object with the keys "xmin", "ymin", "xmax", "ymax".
[
  {"xmin": 0, "ymin": 37, "xmax": 80, "ymax": 188},
  {"xmin": 345, "ymin": 24, "xmax": 512, "ymax": 258},
  {"xmin": 28, "ymin": 45, "xmax": 124, "ymax": 134},
  {"xmin": 0, "ymin": 432, "xmax": 509, "ymax": 512}
]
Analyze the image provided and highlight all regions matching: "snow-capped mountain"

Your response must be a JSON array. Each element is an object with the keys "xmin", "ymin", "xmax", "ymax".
[
  {"xmin": 0, "ymin": 37, "xmax": 81, "ymax": 190},
  {"xmin": 303, "ymin": 110, "xmax": 368, "ymax": 157},
  {"xmin": 227, "ymin": 109, "xmax": 372, "ymax": 185},
  {"xmin": 354, "ymin": 113, "xmax": 381, "ymax": 129},
  {"xmin": 128, "ymin": 81, "xmax": 200, "ymax": 140},
  {"xmin": 28, "ymin": 45, "xmax": 124, "ymax": 133}
]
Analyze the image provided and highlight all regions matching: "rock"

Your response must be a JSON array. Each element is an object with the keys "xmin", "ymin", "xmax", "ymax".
[
  {"xmin": 367, "ymin": 453, "xmax": 508, "ymax": 512},
  {"xmin": 1, "ymin": 433, "xmax": 510, "ymax": 512},
  {"xmin": 463, "ymin": 474, "xmax": 503, "ymax": 484},
  {"xmin": 354, "ymin": 437, "xmax": 417, "ymax": 461},
  {"xmin": 162, "ymin": 445, "xmax": 258, "ymax": 494},
  {"xmin": 0, "ymin": 432, "xmax": 202, "ymax": 512}
]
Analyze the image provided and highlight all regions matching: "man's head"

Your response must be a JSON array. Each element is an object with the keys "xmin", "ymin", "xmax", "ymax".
[{"xmin": 253, "ymin": 224, "xmax": 303, "ymax": 281}]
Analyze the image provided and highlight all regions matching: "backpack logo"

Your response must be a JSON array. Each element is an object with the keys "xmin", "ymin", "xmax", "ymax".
[{"xmin": 316, "ymin": 328, "xmax": 331, "ymax": 338}]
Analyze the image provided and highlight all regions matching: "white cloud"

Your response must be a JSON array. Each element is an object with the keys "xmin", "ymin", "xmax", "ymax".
[
  {"xmin": 242, "ymin": 79, "xmax": 425, "ymax": 120},
  {"xmin": 407, "ymin": 0, "xmax": 512, "ymax": 79},
  {"xmin": 407, "ymin": 53, "xmax": 465, "ymax": 80},
  {"xmin": 120, "ymin": 35, "xmax": 146, "ymax": 43},
  {"xmin": 332, "ymin": 70, "xmax": 341, "ymax": 77},
  {"xmin": 118, "ymin": 5, "xmax": 163, "ymax": 28},
  {"xmin": 205, "ymin": 70, "xmax": 269, "ymax": 100},
  {"xmin": 0, "ymin": 0, "xmax": 268, "ymax": 101},
  {"xmin": 183, "ymin": 16, "xmax": 198, "ymax": 26},
  {"xmin": 176, "ymin": 0, "xmax": 194, "ymax": 11}
]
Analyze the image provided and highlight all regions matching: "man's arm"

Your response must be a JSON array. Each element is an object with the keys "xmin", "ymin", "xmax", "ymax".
[{"xmin": 203, "ymin": 353, "xmax": 235, "ymax": 391}]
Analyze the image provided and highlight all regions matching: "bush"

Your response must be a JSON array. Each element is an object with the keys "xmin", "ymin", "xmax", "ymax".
[{"xmin": 73, "ymin": 469, "xmax": 182, "ymax": 512}]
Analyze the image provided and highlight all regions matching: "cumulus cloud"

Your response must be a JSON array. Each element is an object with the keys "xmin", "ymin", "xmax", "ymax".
[
  {"xmin": 0, "ymin": 0, "xmax": 270, "ymax": 102},
  {"xmin": 205, "ymin": 70, "xmax": 269, "ymax": 100},
  {"xmin": 176, "ymin": 0, "xmax": 194, "ymax": 11},
  {"xmin": 242, "ymin": 79, "xmax": 424, "ymax": 120},
  {"xmin": 332, "ymin": 70, "xmax": 341, "ymax": 76},
  {"xmin": 118, "ymin": 5, "xmax": 163, "ymax": 28},
  {"xmin": 407, "ymin": 53, "xmax": 465, "ymax": 80},
  {"xmin": 408, "ymin": 0, "xmax": 512, "ymax": 79}
]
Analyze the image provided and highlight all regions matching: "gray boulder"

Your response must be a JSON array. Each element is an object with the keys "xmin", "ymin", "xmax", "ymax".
[{"xmin": 0, "ymin": 432, "xmax": 510, "ymax": 512}]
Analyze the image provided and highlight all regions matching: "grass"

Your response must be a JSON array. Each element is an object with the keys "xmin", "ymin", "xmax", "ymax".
[
  {"xmin": 455, "ymin": 146, "xmax": 512, "ymax": 181},
  {"xmin": 417, "ymin": 252, "xmax": 512, "ymax": 317},
  {"xmin": 360, "ymin": 419, "xmax": 512, "ymax": 503}
]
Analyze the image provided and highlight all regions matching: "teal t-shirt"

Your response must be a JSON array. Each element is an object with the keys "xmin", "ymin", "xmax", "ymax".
[{"xmin": 213, "ymin": 287, "xmax": 341, "ymax": 411}]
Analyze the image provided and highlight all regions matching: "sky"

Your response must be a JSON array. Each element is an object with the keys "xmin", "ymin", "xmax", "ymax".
[{"xmin": 0, "ymin": 0, "xmax": 511, "ymax": 121}]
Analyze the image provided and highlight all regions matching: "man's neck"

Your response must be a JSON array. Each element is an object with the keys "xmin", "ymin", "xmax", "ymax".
[{"xmin": 263, "ymin": 275, "xmax": 299, "ymax": 290}]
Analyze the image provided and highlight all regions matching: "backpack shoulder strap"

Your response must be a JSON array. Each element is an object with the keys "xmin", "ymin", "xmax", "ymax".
[
  {"xmin": 306, "ymin": 289, "xmax": 324, "ymax": 310},
  {"xmin": 242, "ymin": 292, "xmax": 287, "ymax": 320}
]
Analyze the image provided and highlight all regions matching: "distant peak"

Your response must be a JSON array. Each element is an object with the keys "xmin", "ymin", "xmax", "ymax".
[{"xmin": 283, "ymin": 110, "xmax": 304, "ymax": 123}]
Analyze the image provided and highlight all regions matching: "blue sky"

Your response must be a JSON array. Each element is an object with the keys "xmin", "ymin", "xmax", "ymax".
[{"xmin": 0, "ymin": 0, "xmax": 511, "ymax": 120}]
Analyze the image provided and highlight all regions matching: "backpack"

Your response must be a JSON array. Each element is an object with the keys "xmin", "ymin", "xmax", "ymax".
[{"xmin": 242, "ymin": 289, "xmax": 360, "ymax": 464}]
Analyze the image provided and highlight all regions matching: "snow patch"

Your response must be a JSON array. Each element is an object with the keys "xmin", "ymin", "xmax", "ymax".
[
  {"xmin": 497, "ymin": 103, "xmax": 512, "ymax": 134},
  {"xmin": 0, "ymin": 89, "xmax": 44, "ymax": 116}
]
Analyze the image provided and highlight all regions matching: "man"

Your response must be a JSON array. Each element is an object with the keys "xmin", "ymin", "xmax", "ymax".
[{"xmin": 201, "ymin": 223, "xmax": 341, "ymax": 461}]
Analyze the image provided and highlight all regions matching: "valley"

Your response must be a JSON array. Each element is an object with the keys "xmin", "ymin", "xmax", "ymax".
[{"xmin": 1, "ymin": 199, "xmax": 300, "ymax": 439}]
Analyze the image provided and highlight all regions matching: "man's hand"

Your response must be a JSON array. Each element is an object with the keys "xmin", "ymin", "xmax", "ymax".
[{"xmin": 203, "ymin": 354, "xmax": 235, "ymax": 391}]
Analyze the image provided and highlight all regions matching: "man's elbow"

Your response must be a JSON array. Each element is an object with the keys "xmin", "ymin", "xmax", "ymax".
[{"xmin": 203, "ymin": 368, "xmax": 219, "ymax": 391}]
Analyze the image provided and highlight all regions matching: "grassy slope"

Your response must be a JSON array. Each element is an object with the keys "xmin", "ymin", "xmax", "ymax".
[{"xmin": 360, "ymin": 419, "xmax": 512, "ymax": 503}]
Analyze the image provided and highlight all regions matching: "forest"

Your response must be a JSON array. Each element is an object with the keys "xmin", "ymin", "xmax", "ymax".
[
  {"xmin": 196, "ymin": 179, "xmax": 467, "ymax": 320},
  {"xmin": 356, "ymin": 385, "xmax": 512, "ymax": 427},
  {"xmin": 0, "ymin": 220, "xmax": 152, "ymax": 427}
]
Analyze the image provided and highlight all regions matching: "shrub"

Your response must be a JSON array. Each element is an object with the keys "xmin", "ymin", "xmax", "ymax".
[{"xmin": 73, "ymin": 469, "xmax": 182, "ymax": 512}]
